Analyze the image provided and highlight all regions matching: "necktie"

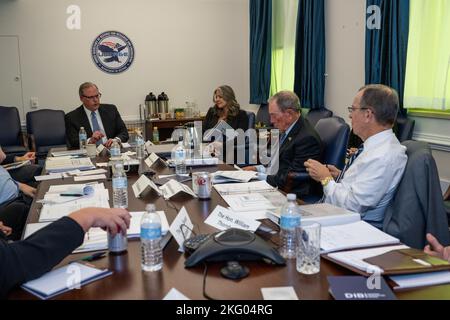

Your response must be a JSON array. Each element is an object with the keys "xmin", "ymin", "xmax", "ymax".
[
  {"xmin": 319, "ymin": 145, "xmax": 364, "ymax": 203},
  {"xmin": 91, "ymin": 111, "xmax": 102, "ymax": 145},
  {"xmin": 335, "ymin": 145, "xmax": 364, "ymax": 183},
  {"xmin": 280, "ymin": 132, "xmax": 287, "ymax": 145}
]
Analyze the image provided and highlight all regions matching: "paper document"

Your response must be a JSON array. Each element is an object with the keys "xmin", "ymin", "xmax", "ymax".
[
  {"xmin": 167, "ymin": 157, "xmax": 218, "ymax": 167},
  {"xmin": 320, "ymin": 221, "xmax": 400, "ymax": 253},
  {"xmin": 163, "ymin": 288, "xmax": 190, "ymax": 300},
  {"xmin": 74, "ymin": 174, "xmax": 107, "ymax": 182},
  {"xmin": 51, "ymin": 149, "xmax": 87, "ymax": 157},
  {"xmin": 212, "ymin": 170, "xmax": 258, "ymax": 184},
  {"xmin": 45, "ymin": 157, "xmax": 95, "ymax": 173},
  {"xmin": 3, "ymin": 160, "xmax": 31, "ymax": 171},
  {"xmin": 159, "ymin": 179, "xmax": 197, "ymax": 200},
  {"xmin": 222, "ymin": 193, "xmax": 276, "ymax": 212},
  {"xmin": 390, "ymin": 271, "xmax": 450, "ymax": 290},
  {"xmin": 213, "ymin": 180, "xmax": 276, "ymax": 195},
  {"xmin": 21, "ymin": 262, "xmax": 112, "ymax": 300}
]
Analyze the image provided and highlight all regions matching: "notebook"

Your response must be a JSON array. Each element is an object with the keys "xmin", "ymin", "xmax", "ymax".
[{"xmin": 21, "ymin": 262, "xmax": 112, "ymax": 300}]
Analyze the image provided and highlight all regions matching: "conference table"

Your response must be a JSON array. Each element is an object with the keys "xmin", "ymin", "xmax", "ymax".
[{"xmin": 7, "ymin": 150, "xmax": 450, "ymax": 300}]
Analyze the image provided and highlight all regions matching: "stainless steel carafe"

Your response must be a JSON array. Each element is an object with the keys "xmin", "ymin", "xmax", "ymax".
[
  {"xmin": 145, "ymin": 92, "xmax": 157, "ymax": 119},
  {"xmin": 157, "ymin": 92, "xmax": 169, "ymax": 114}
]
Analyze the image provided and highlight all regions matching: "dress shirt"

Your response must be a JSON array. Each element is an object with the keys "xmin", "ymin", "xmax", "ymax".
[
  {"xmin": 0, "ymin": 166, "xmax": 19, "ymax": 206},
  {"xmin": 255, "ymin": 118, "xmax": 298, "ymax": 176},
  {"xmin": 323, "ymin": 129, "xmax": 407, "ymax": 228},
  {"xmin": 83, "ymin": 106, "xmax": 121, "ymax": 144}
]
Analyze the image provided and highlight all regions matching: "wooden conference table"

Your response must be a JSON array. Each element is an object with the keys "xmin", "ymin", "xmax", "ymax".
[{"xmin": 8, "ymin": 152, "xmax": 450, "ymax": 300}]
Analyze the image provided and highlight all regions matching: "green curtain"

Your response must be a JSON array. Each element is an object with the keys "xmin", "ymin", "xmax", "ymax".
[
  {"xmin": 270, "ymin": 0, "xmax": 299, "ymax": 96},
  {"xmin": 404, "ymin": 0, "xmax": 450, "ymax": 110},
  {"xmin": 249, "ymin": 0, "xmax": 272, "ymax": 104}
]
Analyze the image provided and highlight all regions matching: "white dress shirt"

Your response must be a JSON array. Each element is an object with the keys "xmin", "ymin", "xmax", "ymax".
[
  {"xmin": 323, "ymin": 129, "xmax": 408, "ymax": 228},
  {"xmin": 83, "ymin": 106, "xmax": 108, "ymax": 144}
]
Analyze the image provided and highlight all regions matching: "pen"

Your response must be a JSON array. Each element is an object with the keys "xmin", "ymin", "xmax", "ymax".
[
  {"xmin": 70, "ymin": 251, "xmax": 107, "ymax": 264},
  {"xmin": 60, "ymin": 193, "xmax": 84, "ymax": 197}
]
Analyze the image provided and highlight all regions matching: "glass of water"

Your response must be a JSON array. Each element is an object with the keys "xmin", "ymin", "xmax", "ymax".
[{"xmin": 296, "ymin": 222, "xmax": 321, "ymax": 275}]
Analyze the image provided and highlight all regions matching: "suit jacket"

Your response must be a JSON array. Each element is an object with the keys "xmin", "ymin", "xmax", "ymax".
[
  {"xmin": 1, "ymin": 217, "xmax": 84, "ymax": 298},
  {"xmin": 65, "ymin": 104, "xmax": 129, "ymax": 148},
  {"xmin": 203, "ymin": 107, "xmax": 249, "ymax": 132},
  {"xmin": 383, "ymin": 140, "xmax": 450, "ymax": 249},
  {"xmin": 267, "ymin": 116, "xmax": 323, "ymax": 197}
]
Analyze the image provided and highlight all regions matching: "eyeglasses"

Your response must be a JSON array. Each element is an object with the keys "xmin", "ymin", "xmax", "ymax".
[
  {"xmin": 347, "ymin": 106, "xmax": 369, "ymax": 113},
  {"xmin": 82, "ymin": 93, "xmax": 102, "ymax": 100}
]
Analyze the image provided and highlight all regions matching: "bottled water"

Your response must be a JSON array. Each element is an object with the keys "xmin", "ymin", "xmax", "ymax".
[
  {"xmin": 173, "ymin": 136, "xmax": 187, "ymax": 175},
  {"xmin": 79, "ymin": 127, "xmax": 87, "ymax": 150},
  {"xmin": 136, "ymin": 131, "xmax": 145, "ymax": 160},
  {"xmin": 152, "ymin": 126, "xmax": 159, "ymax": 144},
  {"xmin": 279, "ymin": 193, "xmax": 301, "ymax": 259},
  {"xmin": 141, "ymin": 203, "xmax": 163, "ymax": 272},
  {"xmin": 110, "ymin": 139, "xmax": 121, "ymax": 158},
  {"xmin": 112, "ymin": 162, "xmax": 128, "ymax": 208}
]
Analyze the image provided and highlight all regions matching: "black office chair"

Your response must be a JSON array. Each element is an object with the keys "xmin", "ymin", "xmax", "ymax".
[
  {"xmin": 383, "ymin": 140, "xmax": 450, "ymax": 249},
  {"xmin": 443, "ymin": 186, "xmax": 450, "ymax": 226},
  {"xmin": 255, "ymin": 103, "xmax": 271, "ymax": 128},
  {"xmin": 246, "ymin": 111, "xmax": 256, "ymax": 129},
  {"xmin": 285, "ymin": 116, "xmax": 350, "ymax": 203},
  {"xmin": 26, "ymin": 109, "xmax": 67, "ymax": 159},
  {"xmin": 0, "ymin": 105, "xmax": 27, "ymax": 157},
  {"xmin": 395, "ymin": 115, "xmax": 415, "ymax": 142},
  {"xmin": 305, "ymin": 107, "xmax": 333, "ymax": 127}
]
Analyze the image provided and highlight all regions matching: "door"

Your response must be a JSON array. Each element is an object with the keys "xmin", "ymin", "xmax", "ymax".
[{"xmin": 0, "ymin": 36, "xmax": 24, "ymax": 118}]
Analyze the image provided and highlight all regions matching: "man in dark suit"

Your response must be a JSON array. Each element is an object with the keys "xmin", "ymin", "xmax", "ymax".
[
  {"xmin": 65, "ymin": 82, "xmax": 129, "ymax": 148},
  {"xmin": 1, "ymin": 207, "xmax": 131, "ymax": 298},
  {"xmin": 243, "ymin": 91, "xmax": 323, "ymax": 197}
]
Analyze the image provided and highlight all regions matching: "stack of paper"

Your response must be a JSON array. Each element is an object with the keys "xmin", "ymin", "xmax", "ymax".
[
  {"xmin": 21, "ymin": 262, "xmax": 112, "ymax": 300},
  {"xmin": 221, "ymin": 193, "xmax": 276, "ymax": 212},
  {"xmin": 212, "ymin": 170, "xmax": 258, "ymax": 184},
  {"xmin": 167, "ymin": 157, "xmax": 219, "ymax": 167},
  {"xmin": 51, "ymin": 149, "xmax": 87, "ymax": 157},
  {"xmin": 213, "ymin": 180, "xmax": 277, "ymax": 195},
  {"xmin": 45, "ymin": 157, "xmax": 95, "ymax": 173},
  {"xmin": 320, "ymin": 220, "xmax": 400, "ymax": 253},
  {"xmin": 390, "ymin": 271, "xmax": 450, "ymax": 290}
]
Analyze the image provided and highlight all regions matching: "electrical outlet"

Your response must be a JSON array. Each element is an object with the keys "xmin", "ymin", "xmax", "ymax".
[{"xmin": 30, "ymin": 97, "xmax": 39, "ymax": 109}]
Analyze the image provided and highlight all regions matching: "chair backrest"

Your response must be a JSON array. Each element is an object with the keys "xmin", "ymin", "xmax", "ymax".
[
  {"xmin": 26, "ymin": 109, "xmax": 66, "ymax": 150},
  {"xmin": 255, "ymin": 103, "xmax": 271, "ymax": 127},
  {"xmin": 306, "ymin": 108, "xmax": 333, "ymax": 127},
  {"xmin": 0, "ymin": 105, "xmax": 23, "ymax": 147},
  {"xmin": 383, "ymin": 140, "xmax": 450, "ymax": 249},
  {"xmin": 246, "ymin": 111, "xmax": 256, "ymax": 129},
  {"xmin": 395, "ymin": 116, "xmax": 415, "ymax": 142},
  {"xmin": 315, "ymin": 116, "xmax": 350, "ymax": 170}
]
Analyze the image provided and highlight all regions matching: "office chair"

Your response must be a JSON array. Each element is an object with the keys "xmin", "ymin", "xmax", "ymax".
[
  {"xmin": 444, "ymin": 186, "xmax": 450, "ymax": 226},
  {"xmin": 285, "ymin": 116, "xmax": 350, "ymax": 203},
  {"xmin": 246, "ymin": 111, "xmax": 256, "ymax": 129},
  {"xmin": 395, "ymin": 115, "xmax": 415, "ymax": 142},
  {"xmin": 26, "ymin": 109, "xmax": 67, "ymax": 159},
  {"xmin": 383, "ymin": 140, "xmax": 450, "ymax": 249},
  {"xmin": 305, "ymin": 107, "xmax": 333, "ymax": 127},
  {"xmin": 255, "ymin": 103, "xmax": 271, "ymax": 128},
  {"xmin": 0, "ymin": 105, "xmax": 27, "ymax": 157}
]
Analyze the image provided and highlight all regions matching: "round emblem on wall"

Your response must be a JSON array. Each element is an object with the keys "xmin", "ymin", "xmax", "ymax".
[{"xmin": 91, "ymin": 31, "xmax": 134, "ymax": 74}]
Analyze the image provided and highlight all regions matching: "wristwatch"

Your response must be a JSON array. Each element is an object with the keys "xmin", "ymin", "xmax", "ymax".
[{"xmin": 320, "ymin": 176, "xmax": 334, "ymax": 187}]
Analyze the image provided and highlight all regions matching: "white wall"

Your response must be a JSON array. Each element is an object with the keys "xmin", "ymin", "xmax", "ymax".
[{"xmin": 0, "ymin": 0, "xmax": 251, "ymax": 120}]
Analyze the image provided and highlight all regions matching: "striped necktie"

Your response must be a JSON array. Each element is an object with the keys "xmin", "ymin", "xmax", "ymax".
[
  {"xmin": 280, "ymin": 132, "xmax": 287, "ymax": 145},
  {"xmin": 335, "ymin": 145, "xmax": 364, "ymax": 183},
  {"xmin": 91, "ymin": 111, "xmax": 102, "ymax": 145},
  {"xmin": 318, "ymin": 145, "xmax": 364, "ymax": 203}
]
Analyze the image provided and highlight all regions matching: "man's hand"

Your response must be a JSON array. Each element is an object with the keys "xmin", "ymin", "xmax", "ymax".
[
  {"xmin": 325, "ymin": 164, "xmax": 341, "ymax": 179},
  {"xmin": 90, "ymin": 131, "xmax": 105, "ymax": 144},
  {"xmin": 424, "ymin": 233, "xmax": 450, "ymax": 262},
  {"xmin": 0, "ymin": 148, "xmax": 6, "ymax": 164},
  {"xmin": 304, "ymin": 159, "xmax": 332, "ymax": 182},
  {"xmin": 104, "ymin": 138, "xmax": 116, "ymax": 148},
  {"xmin": 0, "ymin": 221, "xmax": 12, "ymax": 237},
  {"xmin": 19, "ymin": 183, "xmax": 37, "ymax": 198},
  {"xmin": 69, "ymin": 207, "xmax": 131, "ymax": 236},
  {"xmin": 16, "ymin": 152, "xmax": 36, "ymax": 163}
]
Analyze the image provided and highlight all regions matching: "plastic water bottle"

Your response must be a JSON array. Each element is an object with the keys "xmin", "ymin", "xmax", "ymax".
[
  {"xmin": 152, "ymin": 126, "xmax": 160, "ymax": 144},
  {"xmin": 136, "ymin": 131, "xmax": 145, "ymax": 160},
  {"xmin": 279, "ymin": 193, "xmax": 301, "ymax": 259},
  {"xmin": 173, "ymin": 136, "xmax": 187, "ymax": 175},
  {"xmin": 112, "ymin": 162, "xmax": 128, "ymax": 208},
  {"xmin": 110, "ymin": 139, "xmax": 121, "ymax": 158},
  {"xmin": 79, "ymin": 127, "xmax": 87, "ymax": 149},
  {"xmin": 141, "ymin": 203, "xmax": 163, "ymax": 272}
]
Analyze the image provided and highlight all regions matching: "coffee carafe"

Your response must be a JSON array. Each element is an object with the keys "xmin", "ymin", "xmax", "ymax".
[
  {"xmin": 157, "ymin": 92, "xmax": 169, "ymax": 115},
  {"xmin": 145, "ymin": 92, "xmax": 157, "ymax": 119}
]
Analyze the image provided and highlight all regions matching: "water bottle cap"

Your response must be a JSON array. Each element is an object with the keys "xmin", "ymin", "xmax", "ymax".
[
  {"xmin": 80, "ymin": 127, "xmax": 84, "ymax": 129},
  {"xmin": 145, "ymin": 203, "xmax": 156, "ymax": 212},
  {"xmin": 154, "ymin": 126, "xmax": 158, "ymax": 130},
  {"xmin": 287, "ymin": 193, "xmax": 296, "ymax": 201}
]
